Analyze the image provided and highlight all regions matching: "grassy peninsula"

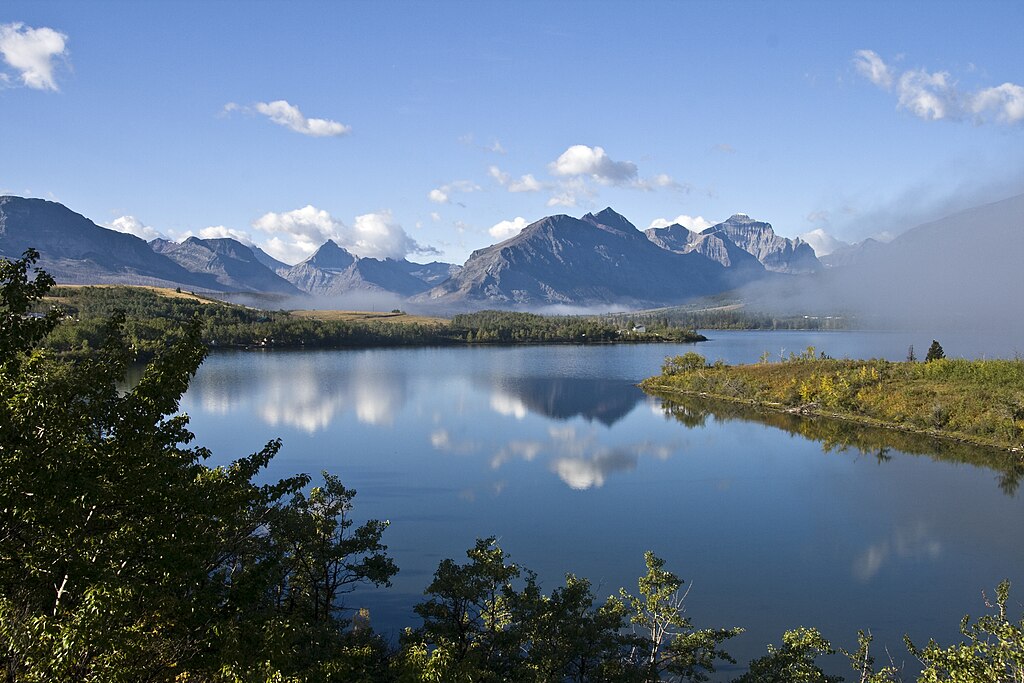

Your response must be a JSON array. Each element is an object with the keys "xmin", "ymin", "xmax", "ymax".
[{"xmin": 641, "ymin": 348, "xmax": 1024, "ymax": 453}]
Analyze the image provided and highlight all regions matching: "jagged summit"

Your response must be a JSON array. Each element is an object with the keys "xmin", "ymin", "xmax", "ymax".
[
  {"xmin": 151, "ymin": 235, "xmax": 300, "ymax": 294},
  {"xmin": 582, "ymin": 207, "xmax": 640, "ymax": 235},
  {"xmin": 699, "ymin": 214, "xmax": 820, "ymax": 274},
  {"xmin": 302, "ymin": 239, "xmax": 356, "ymax": 270}
]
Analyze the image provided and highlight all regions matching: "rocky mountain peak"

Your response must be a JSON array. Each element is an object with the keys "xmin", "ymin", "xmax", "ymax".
[
  {"xmin": 581, "ymin": 207, "xmax": 639, "ymax": 235},
  {"xmin": 304, "ymin": 240, "xmax": 356, "ymax": 270}
]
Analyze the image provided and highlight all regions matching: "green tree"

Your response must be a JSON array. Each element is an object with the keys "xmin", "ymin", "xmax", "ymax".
[
  {"xmin": 514, "ymin": 573, "xmax": 635, "ymax": 683},
  {"xmin": 402, "ymin": 537, "xmax": 523, "ymax": 681},
  {"xmin": 662, "ymin": 353, "xmax": 708, "ymax": 376},
  {"xmin": 925, "ymin": 341, "xmax": 945, "ymax": 362},
  {"xmin": 620, "ymin": 552, "xmax": 742, "ymax": 682},
  {"xmin": 0, "ymin": 251, "xmax": 395, "ymax": 682},
  {"xmin": 733, "ymin": 627, "xmax": 843, "ymax": 683},
  {"xmin": 906, "ymin": 580, "xmax": 1023, "ymax": 682}
]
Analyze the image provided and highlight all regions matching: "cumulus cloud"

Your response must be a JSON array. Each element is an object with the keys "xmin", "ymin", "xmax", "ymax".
[
  {"xmin": 647, "ymin": 214, "xmax": 713, "ymax": 231},
  {"xmin": 854, "ymin": 49, "xmax": 1024, "ymax": 125},
  {"xmin": 108, "ymin": 215, "xmax": 163, "ymax": 241},
  {"xmin": 550, "ymin": 144, "xmax": 638, "ymax": 185},
  {"xmin": 351, "ymin": 210, "xmax": 431, "ymax": 260},
  {"xmin": 252, "ymin": 205, "xmax": 434, "ymax": 263},
  {"xmin": 488, "ymin": 165, "xmax": 543, "ymax": 193},
  {"xmin": 488, "ymin": 216, "xmax": 529, "ymax": 240},
  {"xmin": 971, "ymin": 83, "xmax": 1024, "ymax": 124},
  {"xmin": 428, "ymin": 188, "xmax": 449, "ymax": 204},
  {"xmin": 251, "ymin": 100, "xmax": 351, "ymax": 137},
  {"xmin": 896, "ymin": 68, "xmax": 956, "ymax": 121},
  {"xmin": 196, "ymin": 225, "xmax": 255, "ymax": 245},
  {"xmin": 0, "ymin": 22, "xmax": 67, "ymax": 91}
]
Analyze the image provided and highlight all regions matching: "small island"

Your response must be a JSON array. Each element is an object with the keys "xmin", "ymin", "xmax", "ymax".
[{"xmin": 641, "ymin": 346, "xmax": 1024, "ymax": 454}]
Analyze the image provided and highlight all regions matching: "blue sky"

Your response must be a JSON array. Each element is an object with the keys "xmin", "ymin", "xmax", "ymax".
[{"xmin": 2, "ymin": 0, "xmax": 1022, "ymax": 264}]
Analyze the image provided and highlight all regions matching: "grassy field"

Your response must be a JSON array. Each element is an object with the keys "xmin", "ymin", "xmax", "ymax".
[
  {"xmin": 642, "ymin": 349, "xmax": 1024, "ymax": 453},
  {"xmin": 48, "ymin": 284, "xmax": 223, "ymax": 304}
]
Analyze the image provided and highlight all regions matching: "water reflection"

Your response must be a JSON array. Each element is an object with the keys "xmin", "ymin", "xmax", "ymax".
[
  {"xmin": 486, "ymin": 377, "xmax": 644, "ymax": 426},
  {"xmin": 853, "ymin": 521, "xmax": 943, "ymax": 582},
  {"xmin": 652, "ymin": 393, "xmax": 1023, "ymax": 496},
  {"xmin": 486, "ymin": 426, "xmax": 676, "ymax": 490},
  {"xmin": 186, "ymin": 352, "xmax": 408, "ymax": 433}
]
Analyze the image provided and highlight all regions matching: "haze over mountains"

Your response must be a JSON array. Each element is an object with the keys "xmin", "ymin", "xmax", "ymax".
[{"xmin": 1, "ymin": 193, "xmax": 1021, "ymax": 322}]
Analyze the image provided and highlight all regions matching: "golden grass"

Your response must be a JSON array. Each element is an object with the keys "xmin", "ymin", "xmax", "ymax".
[{"xmin": 49, "ymin": 284, "xmax": 221, "ymax": 303}]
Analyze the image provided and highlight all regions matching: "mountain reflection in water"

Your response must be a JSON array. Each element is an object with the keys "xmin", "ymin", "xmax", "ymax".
[{"xmin": 486, "ymin": 376, "xmax": 645, "ymax": 426}]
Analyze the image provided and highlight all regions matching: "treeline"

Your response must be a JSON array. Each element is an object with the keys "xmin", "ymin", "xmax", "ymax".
[
  {"xmin": 35, "ymin": 287, "xmax": 704, "ymax": 356},
  {"xmin": 40, "ymin": 287, "xmax": 453, "ymax": 355},
  {"xmin": 4, "ymin": 254, "xmax": 1023, "ymax": 682},
  {"xmin": 642, "ymin": 348, "xmax": 1024, "ymax": 453},
  {"xmin": 451, "ymin": 310, "xmax": 705, "ymax": 343},
  {"xmin": 601, "ymin": 308, "xmax": 850, "ymax": 331}
]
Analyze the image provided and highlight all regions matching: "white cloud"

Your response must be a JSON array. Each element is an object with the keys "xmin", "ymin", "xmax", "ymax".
[
  {"xmin": 108, "ymin": 215, "xmax": 163, "ymax": 241},
  {"xmin": 252, "ymin": 100, "xmax": 351, "ymax": 137},
  {"xmin": 489, "ymin": 165, "xmax": 543, "ymax": 193},
  {"xmin": 896, "ymin": 68, "xmax": 956, "ymax": 121},
  {"xmin": 798, "ymin": 228, "xmax": 849, "ymax": 257},
  {"xmin": 488, "ymin": 216, "xmax": 529, "ymax": 240},
  {"xmin": 635, "ymin": 173, "xmax": 687, "ymax": 192},
  {"xmin": 197, "ymin": 225, "xmax": 255, "ymax": 245},
  {"xmin": 853, "ymin": 49, "xmax": 893, "ymax": 89},
  {"xmin": 547, "ymin": 191, "xmax": 578, "ymax": 208},
  {"xmin": 351, "ymin": 210, "xmax": 427, "ymax": 260},
  {"xmin": 712, "ymin": 143, "xmax": 736, "ymax": 154},
  {"xmin": 546, "ymin": 177, "xmax": 595, "ymax": 208},
  {"xmin": 647, "ymin": 214, "xmax": 713, "ymax": 231},
  {"xmin": 430, "ymin": 211, "xmax": 441, "ymax": 222},
  {"xmin": 550, "ymin": 144, "xmax": 638, "ymax": 184},
  {"xmin": 260, "ymin": 235, "xmax": 318, "ymax": 265},
  {"xmin": 429, "ymin": 180, "xmax": 480, "ymax": 204},
  {"xmin": 854, "ymin": 49, "xmax": 1024, "ymax": 125},
  {"xmin": 0, "ymin": 23, "xmax": 67, "ymax": 91},
  {"xmin": 509, "ymin": 174, "xmax": 542, "ymax": 192},
  {"xmin": 252, "ymin": 204, "xmax": 433, "ymax": 263},
  {"xmin": 971, "ymin": 83, "xmax": 1024, "ymax": 124}
]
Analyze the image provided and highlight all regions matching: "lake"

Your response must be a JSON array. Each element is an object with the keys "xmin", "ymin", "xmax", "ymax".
[{"xmin": 179, "ymin": 330, "xmax": 1024, "ymax": 676}]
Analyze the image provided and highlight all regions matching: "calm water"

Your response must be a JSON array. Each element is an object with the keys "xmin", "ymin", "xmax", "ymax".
[{"xmin": 180, "ymin": 330, "xmax": 1024, "ymax": 675}]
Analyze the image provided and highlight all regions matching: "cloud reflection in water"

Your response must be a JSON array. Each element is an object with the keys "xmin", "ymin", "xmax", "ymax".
[
  {"xmin": 852, "ymin": 521, "xmax": 943, "ymax": 581},
  {"xmin": 188, "ymin": 352, "xmax": 408, "ymax": 433}
]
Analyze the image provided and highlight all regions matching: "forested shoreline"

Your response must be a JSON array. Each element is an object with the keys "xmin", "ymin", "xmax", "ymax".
[
  {"xmin": 35, "ymin": 286, "xmax": 705, "ymax": 358},
  {"xmin": 3, "ymin": 252, "xmax": 1023, "ymax": 682}
]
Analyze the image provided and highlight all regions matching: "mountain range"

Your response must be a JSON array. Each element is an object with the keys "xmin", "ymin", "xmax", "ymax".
[{"xmin": 3, "ymin": 193, "xmax": 1020, "ymax": 316}]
